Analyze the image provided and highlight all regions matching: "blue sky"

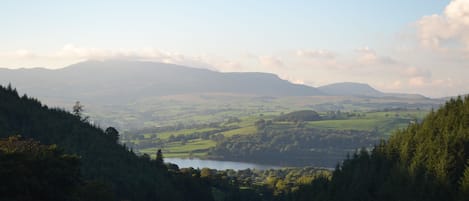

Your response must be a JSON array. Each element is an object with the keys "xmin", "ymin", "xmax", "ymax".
[
  {"xmin": 2, "ymin": 0, "xmax": 468, "ymax": 97},
  {"xmin": 1, "ymin": 0, "xmax": 447, "ymax": 52}
]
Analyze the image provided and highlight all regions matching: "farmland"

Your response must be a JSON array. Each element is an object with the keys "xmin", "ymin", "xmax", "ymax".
[{"xmin": 122, "ymin": 106, "xmax": 430, "ymax": 166}]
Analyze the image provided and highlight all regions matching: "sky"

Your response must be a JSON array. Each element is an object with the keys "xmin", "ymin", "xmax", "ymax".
[{"xmin": 1, "ymin": 0, "xmax": 468, "ymax": 97}]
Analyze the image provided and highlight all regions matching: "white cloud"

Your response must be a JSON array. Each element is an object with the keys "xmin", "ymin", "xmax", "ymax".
[
  {"xmin": 214, "ymin": 60, "xmax": 244, "ymax": 72},
  {"xmin": 446, "ymin": 0, "xmax": 469, "ymax": 25},
  {"xmin": 0, "ymin": 44, "xmax": 218, "ymax": 70},
  {"xmin": 408, "ymin": 76, "xmax": 427, "ymax": 87},
  {"xmin": 0, "ymin": 49, "xmax": 37, "ymax": 59},
  {"xmin": 15, "ymin": 50, "xmax": 36, "ymax": 59},
  {"xmin": 55, "ymin": 44, "xmax": 182, "ymax": 63},
  {"xmin": 417, "ymin": 0, "xmax": 469, "ymax": 52},
  {"xmin": 355, "ymin": 47, "xmax": 397, "ymax": 65},
  {"xmin": 389, "ymin": 80, "xmax": 403, "ymax": 90},
  {"xmin": 403, "ymin": 67, "xmax": 432, "ymax": 78},
  {"xmin": 278, "ymin": 74, "xmax": 306, "ymax": 85},
  {"xmin": 407, "ymin": 76, "xmax": 453, "ymax": 89},
  {"xmin": 258, "ymin": 56, "xmax": 285, "ymax": 69},
  {"xmin": 296, "ymin": 49, "xmax": 336, "ymax": 59}
]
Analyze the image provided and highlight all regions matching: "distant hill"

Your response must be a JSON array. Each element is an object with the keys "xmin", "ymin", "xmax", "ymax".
[
  {"xmin": 0, "ymin": 61, "xmax": 434, "ymax": 129},
  {"xmin": 318, "ymin": 82, "xmax": 427, "ymax": 99},
  {"xmin": 0, "ymin": 60, "xmax": 432, "ymax": 106},
  {"xmin": 318, "ymin": 82, "xmax": 383, "ymax": 97},
  {"xmin": 0, "ymin": 60, "xmax": 323, "ymax": 104}
]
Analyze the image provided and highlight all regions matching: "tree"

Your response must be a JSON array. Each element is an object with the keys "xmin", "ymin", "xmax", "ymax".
[
  {"xmin": 73, "ymin": 101, "xmax": 89, "ymax": 122},
  {"xmin": 73, "ymin": 101, "xmax": 84, "ymax": 117},
  {"xmin": 200, "ymin": 168, "xmax": 213, "ymax": 178},
  {"xmin": 460, "ymin": 163, "xmax": 469, "ymax": 198},
  {"xmin": 104, "ymin": 127, "xmax": 119, "ymax": 143},
  {"xmin": 156, "ymin": 149, "xmax": 164, "ymax": 165},
  {"xmin": 255, "ymin": 119, "xmax": 266, "ymax": 130}
]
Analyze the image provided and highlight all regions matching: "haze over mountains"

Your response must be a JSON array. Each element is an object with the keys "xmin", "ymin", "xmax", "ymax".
[
  {"xmin": 0, "ymin": 60, "xmax": 428, "ymax": 105},
  {"xmin": 0, "ymin": 60, "xmax": 323, "ymax": 104},
  {"xmin": 318, "ymin": 82, "xmax": 427, "ymax": 99}
]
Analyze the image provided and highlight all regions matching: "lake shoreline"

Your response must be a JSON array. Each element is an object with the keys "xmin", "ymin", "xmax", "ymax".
[{"xmin": 165, "ymin": 157, "xmax": 283, "ymax": 170}]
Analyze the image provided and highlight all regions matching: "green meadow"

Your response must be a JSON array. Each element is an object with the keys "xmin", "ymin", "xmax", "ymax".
[{"xmin": 124, "ymin": 108, "xmax": 430, "ymax": 159}]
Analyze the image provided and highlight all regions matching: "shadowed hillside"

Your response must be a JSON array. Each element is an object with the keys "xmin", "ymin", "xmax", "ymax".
[{"xmin": 0, "ymin": 84, "xmax": 214, "ymax": 201}]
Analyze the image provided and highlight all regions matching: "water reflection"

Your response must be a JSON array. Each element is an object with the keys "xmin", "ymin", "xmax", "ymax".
[{"xmin": 165, "ymin": 158, "xmax": 281, "ymax": 170}]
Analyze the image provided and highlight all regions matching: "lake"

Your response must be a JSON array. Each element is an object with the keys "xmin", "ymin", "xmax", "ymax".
[{"xmin": 165, "ymin": 158, "xmax": 282, "ymax": 170}]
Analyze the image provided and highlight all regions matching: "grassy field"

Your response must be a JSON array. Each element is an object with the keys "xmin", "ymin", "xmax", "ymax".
[
  {"xmin": 125, "ymin": 109, "xmax": 430, "ymax": 159},
  {"xmin": 305, "ymin": 110, "xmax": 427, "ymax": 135},
  {"xmin": 144, "ymin": 127, "xmax": 219, "ymax": 139},
  {"xmin": 220, "ymin": 126, "xmax": 257, "ymax": 137},
  {"xmin": 140, "ymin": 139, "xmax": 216, "ymax": 158}
]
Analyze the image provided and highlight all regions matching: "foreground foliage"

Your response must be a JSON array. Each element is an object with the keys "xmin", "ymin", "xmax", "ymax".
[
  {"xmin": 0, "ymin": 136, "xmax": 84, "ymax": 201},
  {"xmin": 0, "ymin": 85, "xmax": 213, "ymax": 201}
]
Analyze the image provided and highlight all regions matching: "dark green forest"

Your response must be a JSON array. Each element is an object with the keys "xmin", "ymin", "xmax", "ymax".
[
  {"xmin": 0, "ymin": 85, "xmax": 215, "ymax": 201},
  {"xmin": 2, "ymin": 83, "xmax": 469, "ymax": 201},
  {"xmin": 210, "ymin": 128, "xmax": 378, "ymax": 167}
]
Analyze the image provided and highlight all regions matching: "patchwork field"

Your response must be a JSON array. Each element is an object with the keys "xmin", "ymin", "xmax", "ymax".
[{"xmin": 123, "ymin": 108, "xmax": 429, "ymax": 162}]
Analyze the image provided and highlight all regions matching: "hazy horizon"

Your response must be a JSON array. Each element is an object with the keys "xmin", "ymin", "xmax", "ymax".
[{"xmin": 1, "ymin": 0, "xmax": 468, "ymax": 97}]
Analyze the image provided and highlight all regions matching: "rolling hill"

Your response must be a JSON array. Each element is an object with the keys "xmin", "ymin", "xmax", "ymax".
[
  {"xmin": 318, "ymin": 82, "xmax": 427, "ymax": 98},
  {"xmin": 0, "ymin": 60, "xmax": 432, "ymax": 104},
  {"xmin": 318, "ymin": 82, "xmax": 384, "ymax": 97}
]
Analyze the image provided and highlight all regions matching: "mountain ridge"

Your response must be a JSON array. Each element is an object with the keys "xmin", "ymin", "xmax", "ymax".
[
  {"xmin": 0, "ymin": 60, "xmax": 325, "ymax": 104},
  {"xmin": 0, "ymin": 60, "xmax": 429, "ymax": 103},
  {"xmin": 318, "ymin": 82, "xmax": 428, "ymax": 99},
  {"xmin": 318, "ymin": 82, "xmax": 383, "ymax": 97}
]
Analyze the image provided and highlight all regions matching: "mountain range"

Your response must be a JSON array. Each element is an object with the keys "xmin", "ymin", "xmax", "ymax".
[{"xmin": 0, "ymin": 60, "xmax": 427, "ymax": 105}]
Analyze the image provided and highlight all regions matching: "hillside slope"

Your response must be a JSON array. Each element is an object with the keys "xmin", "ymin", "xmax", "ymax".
[{"xmin": 0, "ymin": 84, "xmax": 213, "ymax": 201}]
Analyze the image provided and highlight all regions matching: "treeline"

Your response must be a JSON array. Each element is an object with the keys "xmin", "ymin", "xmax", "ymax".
[
  {"xmin": 292, "ymin": 96, "xmax": 469, "ymax": 201},
  {"xmin": 174, "ymin": 166, "xmax": 330, "ymax": 201},
  {"xmin": 217, "ymin": 167, "xmax": 329, "ymax": 197},
  {"xmin": 0, "ymin": 136, "xmax": 89, "ymax": 201},
  {"xmin": 125, "ymin": 126, "xmax": 237, "ymax": 150},
  {"xmin": 125, "ymin": 121, "xmax": 225, "ymax": 137},
  {"xmin": 274, "ymin": 110, "xmax": 366, "ymax": 122},
  {"xmin": 274, "ymin": 110, "xmax": 321, "ymax": 122},
  {"xmin": 209, "ymin": 128, "xmax": 379, "ymax": 167}
]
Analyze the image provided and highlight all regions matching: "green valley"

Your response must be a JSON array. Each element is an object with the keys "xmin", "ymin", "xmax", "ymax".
[{"xmin": 123, "ymin": 108, "xmax": 430, "ymax": 167}]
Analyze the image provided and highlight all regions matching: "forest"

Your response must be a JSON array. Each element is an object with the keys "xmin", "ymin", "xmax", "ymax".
[
  {"xmin": 0, "ymin": 85, "xmax": 214, "ymax": 201},
  {"xmin": 209, "ymin": 127, "xmax": 378, "ymax": 167}
]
